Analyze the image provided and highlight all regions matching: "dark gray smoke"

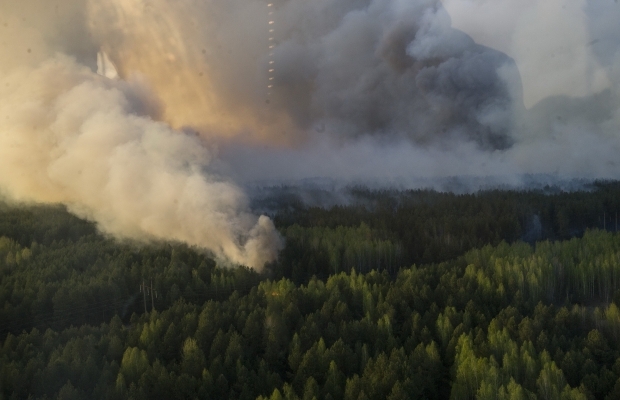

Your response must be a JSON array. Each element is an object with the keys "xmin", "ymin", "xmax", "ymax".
[
  {"xmin": 220, "ymin": 0, "xmax": 620, "ymax": 184},
  {"xmin": 266, "ymin": 0, "xmax": 520, "ymax": 149}
]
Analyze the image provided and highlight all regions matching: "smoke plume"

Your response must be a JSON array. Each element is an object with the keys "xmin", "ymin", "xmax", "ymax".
[
  {"xmin": 217, "ymin": 0, "xmax": 620, "ymax": 182},
  {"xmin": 1, "ymin": 0, "xmax": 620, "ymax": 264},
  {"xmin": 86, "ymin": 0, "xmax": 521, "ymax": 149},
  {"xmin": 0, "ymin": 0, "xmax": 283, "ymax": 270}
]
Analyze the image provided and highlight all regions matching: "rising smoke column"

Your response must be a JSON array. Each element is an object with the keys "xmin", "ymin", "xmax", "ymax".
[{"xmin": 0, "ymin": 0, "xmax": 282, "ymax": 270}]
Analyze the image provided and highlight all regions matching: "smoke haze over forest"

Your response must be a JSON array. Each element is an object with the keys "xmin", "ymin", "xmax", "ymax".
[{"xmin": 1, "ymin": 0, "xmax": 620, "ymax": 268}]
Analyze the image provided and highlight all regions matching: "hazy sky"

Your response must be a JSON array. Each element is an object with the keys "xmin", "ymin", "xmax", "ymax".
[{"xmin": 442, "ymin": 0, "xmax": 615, "ymax": 107}]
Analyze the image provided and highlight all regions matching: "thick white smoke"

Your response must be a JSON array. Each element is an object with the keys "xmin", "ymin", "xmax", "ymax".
[{"xmin": 0, "ymin": 0, "xmax": 282, "ymax": 270}]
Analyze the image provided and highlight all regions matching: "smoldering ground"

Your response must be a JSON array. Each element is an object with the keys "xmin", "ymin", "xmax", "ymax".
[{"xmin": 1, "ymin": 0, "xmax": 620, "ymax": 268}]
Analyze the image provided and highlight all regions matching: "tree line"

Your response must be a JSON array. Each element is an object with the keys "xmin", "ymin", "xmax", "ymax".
[
  {"xmin": 5, "ymin": 230, "xmax": 620, "ymax": 398},
  {"xmin": 272, "ymin": 181, "xmax": 620, "ymax": 283},
  {"xmin": 3, "ymin": 183, "xmax": 620, "ymax": 398}
]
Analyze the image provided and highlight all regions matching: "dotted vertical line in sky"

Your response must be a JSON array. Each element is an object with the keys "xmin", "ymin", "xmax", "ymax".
[{"xmin": 267, "ymin": 3, "xmax": 275, "ymax": 101}]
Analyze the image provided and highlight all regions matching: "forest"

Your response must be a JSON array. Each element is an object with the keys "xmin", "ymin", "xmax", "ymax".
[{"xmin": 3, "ymin": 181, "xmax": 620, "ymax": 399}]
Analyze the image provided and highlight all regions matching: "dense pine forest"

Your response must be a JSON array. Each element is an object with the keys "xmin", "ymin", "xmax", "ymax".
[{"xmin": 4, "ymin": 182, "xmax": 620, "ymax": 399}]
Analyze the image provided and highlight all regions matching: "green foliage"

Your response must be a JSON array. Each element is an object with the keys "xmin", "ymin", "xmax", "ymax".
[
  {"xmin": 274, "ymin": 182, "xmax": 620, "ymax": 282},
  {"xmin": 282, "ymin": 223, "xmax": 403, "ymax": 281},
  {"xmin": 0, "ymin": 205, "xmax": 260, "ymax": 336},
  {"xmin": 4, "ymin": 184, "xmax": 620, "ymax": 398}
]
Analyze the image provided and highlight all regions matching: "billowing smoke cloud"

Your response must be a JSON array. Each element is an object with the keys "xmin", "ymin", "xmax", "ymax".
[
  {"xmin": 87, "ymin": 0, "xmax": 520, "ymax": 149},
  {"xmin": 218, "ymin": 0, "xmax": 620, "ymax": 182},
  {"xmin": 0, "ymin": 0, "xmax": 282, "ymax": 270},
  {"xmin": 2, "ymin": 0, "xmax": 620, "ymax": 261}
]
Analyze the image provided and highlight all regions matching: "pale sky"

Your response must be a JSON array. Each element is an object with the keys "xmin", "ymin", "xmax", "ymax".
[{"xmin": 442, "ymin": 0, "xmax": 613, "ymax": 108}]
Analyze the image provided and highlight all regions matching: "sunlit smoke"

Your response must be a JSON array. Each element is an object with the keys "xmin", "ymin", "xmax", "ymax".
[
  {"xmin": 1, "ymin": 0, "xmax": 620, "ymax": 261},
  {"xmin": 84, "ymin": 0, "xmax": 620, "ymax": 162},
  {"xmin": 81, "ymin": 0, "xmax": 525, "ymax": 149},
  {"xmin": 0, "ymin": 0, "xmax": 283, "ymax": 270},
  {"xmin": 88, "ymin": 0, "xmax": 298, "ymax": 145},
  {"xmin": 96, "ymin": 51, "xmax": 119, "ymax": 80}
]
